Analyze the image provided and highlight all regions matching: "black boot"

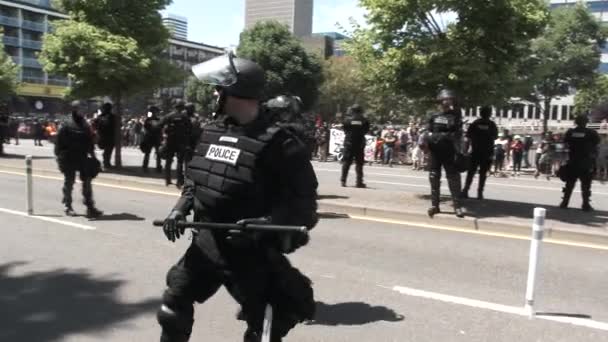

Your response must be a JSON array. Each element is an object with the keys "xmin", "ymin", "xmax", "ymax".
[
  {"xmin": 560, "ymin": 186, "xmax": 572, "ymax": 209},
  {"xmin": 356, "ymin": 182, "xmax": 367, "ymax": 188},
  {"xmin": 64, "ymin": 206, "xmax": 77, "ymax": 217},
  {"xmin": 455, "ymin": 207, "xmax": 465, "ymax": 218},
  {"xmin": 427, "ymin": 206, "xmax": 440, "ymax": 218},
  {"xmin": 86, "ymin": 207, "xmax": 103, "ymax": 219},
  {"xmin": 477, "ymin": 190, "xmax": 484, "ymax": 200}
]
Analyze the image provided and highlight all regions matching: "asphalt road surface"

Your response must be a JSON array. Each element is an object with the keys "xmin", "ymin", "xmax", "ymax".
[
  {"xmin": 0, "ymin": 170, "xmax": 607, "ymax": 341},
  {"xmin": 3, "ymin": 141, "xmax": 607, "ymax": 211}
]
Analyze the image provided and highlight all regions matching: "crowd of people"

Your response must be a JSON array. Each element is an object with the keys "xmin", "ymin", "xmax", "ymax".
[{"xmin": 309, "ymin": 116, "xmax": 608, "ymax": 182}]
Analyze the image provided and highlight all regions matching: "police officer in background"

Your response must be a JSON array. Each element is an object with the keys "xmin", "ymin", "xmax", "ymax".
[
  {"xmin": 141, "ymin": 105, "xmax": 163, "ymax": 173},
  {"xmin": 93, "ymin": 103, "xmax": 116, "ymax": 169},
  {"xmin": 559, "ymin": 114, "xmax": 600, "ymax": 211},
  {"xmin": 462, "ymin": 106, "xmax": 498, "ymax": 200},
  {"xmin": 340, "ymin": 104, "xmax": 370, "ymax": 187},
  {"xmin": 265, "ymin": 95, "xmax": 315, "ymax": 159},
  {"xmin": 426, "ymin": 89, "xmax": 465, "ymax": 218},
  {"xmin": 185, "ymin": 102, "xmax": 202, "ymax": 163},
  {"xmin": 54, "ymin": 101, "xmax": 103, "ymax": 218},
  {"xmin": 0, "ymin": 104, "xmax": 8, "ymax": 155},
  {"xmin": 159, "ymin": 99, "xmax": 192, "ymax": 187},
  {"xmin": 157, "ymin": 54, "xmax": 317, "ymax": 342}
]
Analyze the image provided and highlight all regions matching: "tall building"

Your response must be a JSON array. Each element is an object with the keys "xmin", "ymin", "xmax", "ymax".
[
  {"xmin": 0, "ymin": 0, "xmax": 71, "ymax": 113},
  {"xmin": 314, "ymin": 32, "xmax": 350, "ymax": 57},
  {"xmin": 156, "ymin": 38, "xmax": 224, "ymax": 102},
  {"xmin": 550, "ymin": 0, "xmax": 608, "ymax": 73},
  {"xmin": 163, "ymin": 13, "xmax": 188, "ymax": 40},
  {"xmin": 245, "ymin": 0, "xmax": 313, "ymax": 37}
]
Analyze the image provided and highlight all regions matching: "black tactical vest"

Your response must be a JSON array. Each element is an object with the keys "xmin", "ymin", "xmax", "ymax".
[
  {"xmin": 186, "ymin": 122, "xmax": 281, "ymax": 222},
  {"xmin": 431, "ymin": 113, "xmax": 456, "ymax": 133}
]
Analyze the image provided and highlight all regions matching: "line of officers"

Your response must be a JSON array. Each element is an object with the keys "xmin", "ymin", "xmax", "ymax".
[
  {"xmin": 340, "ymin": 90, "xmax": 600, "ymax": 217},
  {"xmin": 91, "ymin": 100, "xmax": 204, "ymax": 188}
]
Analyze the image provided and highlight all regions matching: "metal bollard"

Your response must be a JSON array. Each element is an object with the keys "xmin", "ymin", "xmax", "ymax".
[
  {"xmin": 524, "ymin": 207, "xmax": 546, "ymax": 318},
  {"xmin": 25, "ymin": 155, "xmax": 34, "ymax": 215}
]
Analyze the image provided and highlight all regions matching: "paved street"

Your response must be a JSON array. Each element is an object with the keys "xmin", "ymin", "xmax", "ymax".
[{"xmin": 0, "ymin": 152, "xmax": 607, "ymax": 341}]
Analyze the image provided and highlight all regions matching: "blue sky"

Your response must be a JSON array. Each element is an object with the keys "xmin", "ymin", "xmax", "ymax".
[{"xmin": 163, "ymin": 0, "xmax": 367, "ymax": 47}]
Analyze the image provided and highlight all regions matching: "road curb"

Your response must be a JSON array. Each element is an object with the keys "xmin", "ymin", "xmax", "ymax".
[
  {"xmin": 2, "ymin": 163, "xmax": 607, "ymax": 246},
  {"xmin": 318, "ymin": 201, "xmax": 608, "ymax": 247}
]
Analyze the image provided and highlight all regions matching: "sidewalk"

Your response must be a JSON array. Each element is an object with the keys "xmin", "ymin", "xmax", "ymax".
[{"xmin": 1, "ymin": 154, "xmax": 606, "ymax": 246}]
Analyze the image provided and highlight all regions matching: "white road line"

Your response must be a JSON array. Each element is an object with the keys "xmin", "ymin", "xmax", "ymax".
[
  {"xmin": 0, "ymin": 207, "xmax": 96, "ymax": 230},
  {"xmin": 388, "ymin": 285, "xmax": 608, "ymax": 331},
  {"xmin": 315, "ymin": 168, "xmax": 608, "ymax": 195}
]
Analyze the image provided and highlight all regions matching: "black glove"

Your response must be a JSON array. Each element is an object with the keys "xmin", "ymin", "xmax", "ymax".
[{"xmin": 163, "ymin": 209, "xmax": 185, "ymax": 242}]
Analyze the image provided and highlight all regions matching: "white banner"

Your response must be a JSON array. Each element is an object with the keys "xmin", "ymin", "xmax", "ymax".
[{"xmin": 329, "ymin": 128, "xmax": 377, "ymax": 161}]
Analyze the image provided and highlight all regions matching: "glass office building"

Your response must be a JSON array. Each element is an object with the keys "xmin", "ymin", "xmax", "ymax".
[{"xmin": 0, "ymin": 0, "xmax": 70, "ymax": 113}]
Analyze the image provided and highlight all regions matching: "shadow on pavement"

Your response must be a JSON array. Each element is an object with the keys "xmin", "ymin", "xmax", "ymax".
[
  {"xmin": 90, "ymin": 213, "xmax": 145, "ymax": 221},
  {"xmin": 462, "ymin": 198, "xmax": 608, "ymax": 228},
  {"xmin": 317, "ymin": 194, "xmax": 349, "ymax": 200},
  {"xmin": 0, "ymin": 153, "xmax": 54, "ymax": 160},
  {"xmin": 535, "ymin": 312, "xmax": 592, "ymax": 319},
  {"xmin": 0, "ymin": 261, "xmax": 160, "ymax": 342},
  {"xmin": 307, "ymin": 301, "xmax": 404, "ymax": 326},
  {"xmin": 415, "ymin": 194, "xmax": 454, "ymax": 203},
  {"xmin": 318, "ymin": 212, "xmax": 350, "ymax": 219},
  {"xmin": 102, "ymin": 166, "xmax": 166, "ymax": 180}
]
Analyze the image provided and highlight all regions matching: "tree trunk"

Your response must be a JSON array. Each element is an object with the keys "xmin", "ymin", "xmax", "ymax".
[
  {"xmin": 113, "ymin": 95, "xmax": 123, "ymax": 168},
  {"xmin": 543, "ymin": 98, "xmax": 551, "ymax": 135}
]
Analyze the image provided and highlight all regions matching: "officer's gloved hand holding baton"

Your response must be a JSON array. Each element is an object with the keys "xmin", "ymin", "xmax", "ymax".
[
  {"xmin": 155, "ymin": 216, "xmax": 309, "ymax": 251},
  {"xmin": 163, "ymin": 209, "xmax": 185, "ymax": 242}
]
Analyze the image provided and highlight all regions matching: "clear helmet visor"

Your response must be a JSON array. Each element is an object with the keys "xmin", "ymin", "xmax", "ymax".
[{"xmin": 191, "ymin": 55, "xmax": 238, "ymax": 87}]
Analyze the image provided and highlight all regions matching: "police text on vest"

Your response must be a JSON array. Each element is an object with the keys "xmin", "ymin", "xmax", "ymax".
[{"xmin": 205, "ymin": 144, "xmax": 241, "ymax": 166}]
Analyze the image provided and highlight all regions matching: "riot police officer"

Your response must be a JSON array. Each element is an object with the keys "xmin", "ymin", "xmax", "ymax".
[
  {"xmin": 0, "ymin": 104, "xmax": 8, "ymax": 155},
  {"xmin": 340, "ymin": 104, "xmax": 370, "ymax": 187},
  {"xmin": 185, "ymin": 102, "xmax": 202, "ymax": 163},
  {"xmin": 462, "ymin": 106, "xmax": 498, "ymax": 200},
  {"xmin": 265, "ymin": 95, "xmax": 314, "ymax": 159},
  {"xmin": 560, "ymin": 114, "xmax": 600, "ymax": 211},
  {"xmin": 141, "ymin": 105, "xmax": 163, "ymax": 173},
  {"xmin": 93, "ymin": 102, "xmax": 116, "ymax": 169},
  {"xmin": 157, "ymin": 54, "xmax": 318, "ymax": 342},
  {"xmin": 54, "ymin": 101, "xmax": 103, "ymax": 218},
  {"xmin": 426, "ymin": 89, "xmax": 464, "ymax": 218},
  {"xmin": 159, "ymin": 99, "xmax": 192, "ymax": 187}
]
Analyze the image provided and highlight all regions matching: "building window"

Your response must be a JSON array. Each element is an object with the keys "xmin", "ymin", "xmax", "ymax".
[
  {"xmin": 552, "ymin": 105, "xmax": 558, "ymax": 120},
  {"xmin": 561, "ymin": 105, "xmax": 568, "ymax": 121},
  {"xmin": 569, "ymin": 106, "xmax": 575, "ymax": 120},
  {"xmin": 527, "ymin": 105, "xmax": 534, "ymax": 119},
  {"xmin": 502, "ymin": 107, "xmax": 509, "ymax": 118},
  {"xmin": 535, "ymin": 106, "xmax": 541, "ymax": 119}
]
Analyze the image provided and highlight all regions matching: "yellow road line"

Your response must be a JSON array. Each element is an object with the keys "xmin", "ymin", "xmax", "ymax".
[
  {"xmin": 350, "ymin": 215, "xmax": 608, "ymax": 251},
  {"xmin": 2, "ymin": 169, "xmax": 607, "ymax": 251}
]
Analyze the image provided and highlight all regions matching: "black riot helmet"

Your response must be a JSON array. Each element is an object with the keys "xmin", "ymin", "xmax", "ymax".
[
  {"xmin": 480, "ymin": 106, "xmax": 492, "ymax": 119},
  {"xmin": 347, "ymin": 104, "xmax": 364, "ymax": 117},
  {"xmin": 437, "ymin": 89, "xmax": 456, "ymax": 102},
  {"xmin": 265, "ymin": 95, "xmax": 303, "ymax": 122},
  {"xmin": 173, "ymin": 99, "xmax": 185, "ymax": 111},
  {"xmin": 192, "ymin": 52, "xmax": 265, "ymax": 100},
  {"xmin": 574, "ymin": 114, "xmax": 589, "ymax": 127}
]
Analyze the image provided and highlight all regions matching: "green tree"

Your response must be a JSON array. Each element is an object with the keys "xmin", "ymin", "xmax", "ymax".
[
  {"xmin": 526, "ymin": 3, "xmax": 607, "ymax": 132},
  {"xmin": 0, "ymin": 32, "xmax": 19, "ymax": 98},
  {"xmin": 318, "ymin": 56, "xmax": 368, "ymax": 120},
  {"xmin": 347, "ymin": 0, "xmax": 548, "ymax": 106},
  {"xmin": 574, "ymin": 75, "xmax": 608, "ymax": 115},
  {"xmin": 185, "ymin": 76, "xmax": 216, "ymax": 116},
  {"xmin": 40, "ymin": 0, "xmax": 178, "ymax": 167},
  {"xmin": 237, "ymin": 21, "xmax": 323, "ymax": 110}
]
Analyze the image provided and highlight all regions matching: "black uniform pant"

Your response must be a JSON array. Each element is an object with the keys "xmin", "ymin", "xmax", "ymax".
[
  {"xmin": 429, "ymin": 153, "xmax": 462, "ymax": 209},
  {"xmin": 562, "ymin": 169, "xmax": 593, "ymax": 206},
  {"xmin": 158, "ymin": 232, "xmax": 314, "ymax": 342},
  {"xmin": 103, "ymin": 143, "xmax": 115, "ymax": 167},
  {"xmin": 165, "ymin": 148, "xmax": 186, "ymax": 186},
  {"xmin": 143, "ymin": 144, "xmax": 162, "ymax": 171},
  {"xmin": 61, "ymin": 166, "xmax": 94, "ymax": 208},
  {"xmin": 341, "ymin": 145, "xmax": 365, "ymax": 185},
  {"xmin": 463, "ymin": 155, "xmax": 491, "ymax": 196}
]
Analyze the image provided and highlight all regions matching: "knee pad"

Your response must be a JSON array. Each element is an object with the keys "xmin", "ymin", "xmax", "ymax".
[{"xmin": 157, "ymin": 290, "xmax": 194, "ymax": 335}]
